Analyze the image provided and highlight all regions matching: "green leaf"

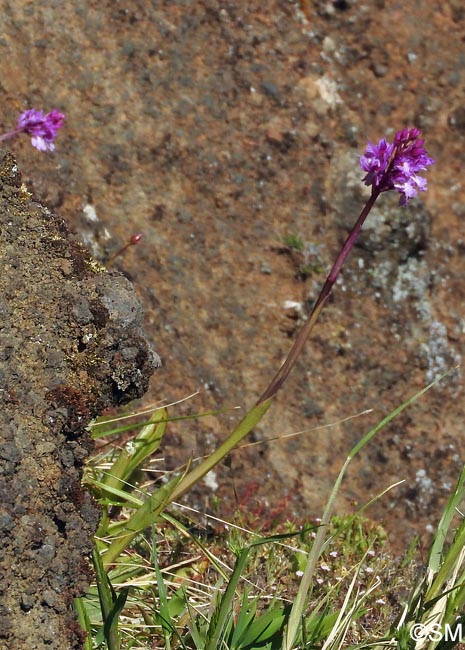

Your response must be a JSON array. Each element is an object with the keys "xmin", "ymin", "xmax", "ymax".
[
  {"xmin": 102, "ymin": 472, "xmax": 184, "ymax": 567},
  {"xmin": 92, "ymin": 548, "xmax": 126, "ymax": 649},
  {"xmin": 101, "ymin": 408, "xmax": 167, "ymax": 492},
  {"xmin": 171, "ymin": 399, "xmax": 272, "ymax": 502},
  {"xmin": 235, "ymin": 603, "xmax": 288, "ymax": 648},
  {"xmin": 102, "ymin": 588, "xmax": 129, "ymax": 649},
  {"xmin": 305, "ymin": 610, "xmax": 340, "ymax": 641},
  {"xmin": 152, "ymin": 529, "xmax": 174, "ymax": 650},
  {"xmin": 90, "ymin": 406, "xmax": 236, "ymax": 440},
  {"xmin": 74, "ymin": 596, "xmax": 94, "ymax": 650},
  {"xmin": 90, "ymin": 480, "xmax": 143, "ymax": 506},
  {"xmin": 427, "ymin": 464, "xmax": 465, "ymax": 580},
  {"xmin": 204, "ymin": 532, "xmax": 302, "ymax": 650}
]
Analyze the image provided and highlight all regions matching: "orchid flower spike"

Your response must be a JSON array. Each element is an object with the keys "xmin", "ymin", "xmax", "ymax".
[
  {"xmin": 360, "ymin": 128, "xmax": 434, "ymax": 205},
  {"xmin": 16, "ymin": 108, "xmax": 65, "ymax": 152}
]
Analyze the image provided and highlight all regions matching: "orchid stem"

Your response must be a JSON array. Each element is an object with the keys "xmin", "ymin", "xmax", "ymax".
[
  {"xmin": 257, "ymin": 188, "xmax": 380, "ymax": 404},
  {"xmin": 106, "ymin": 234, "xmax": 142, "ymax": 267},
  {"xmin": 171, "ymin": 189, "xmax": 381, "ymax": 502},
  {"xmin": 0, "ymin": 128, "xmax": 23, "ymax": 142}
]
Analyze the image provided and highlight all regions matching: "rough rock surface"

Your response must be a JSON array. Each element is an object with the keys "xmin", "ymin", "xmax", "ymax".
[
  {"xmin": 1, "ymin": 1, "xmax": 465, "ymax": 553},
  {"xmin": 0, "ymin": 150, "xmax": 158, "ymax": 649}
]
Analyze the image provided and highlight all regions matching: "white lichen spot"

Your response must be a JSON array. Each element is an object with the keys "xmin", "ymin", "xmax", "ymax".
[
  {"xmin": 322, "ymin": 36, "xmax": 336, "ymax": 54},
  {"xmin": 83, "ymin": 203, "xmax": 99, "ymax": 223},
  {"xmin": 203, "ymin": 471, "xmax": 218, "ymax": 491},
  {"xmin": 392, "ymin": 258, "xmax": 427, "ymax": 305},
  {"xmin": 416, "ymin": 468, "xmax": 433, "ymax": 495},
  {"xmin": 315, "ymin": 75, "xmax": 342, "ymax": 108},
  {"xmin": 420, "ymin": 321, "xmax": 461, "ymax": 383},
  {"xmin": 283, "ymin": 300, "xmax": 303, "ymax": 315}
]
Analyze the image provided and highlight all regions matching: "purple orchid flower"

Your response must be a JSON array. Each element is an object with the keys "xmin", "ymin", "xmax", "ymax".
[
  {"xmin": 360, "ymin": 127, "xmax": 434, "ymax": 205},
  {"xmin": 0, "ymin": 108, "xmax": 65, "ymax": 151},
  {"xmin": 16, "ymin": 109, "xmax": 65, "ymax": 151}
]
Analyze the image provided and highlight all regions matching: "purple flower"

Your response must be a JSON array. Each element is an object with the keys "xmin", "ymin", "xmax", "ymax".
[
  {"xmin": 360, "ymin": 128, "xmax": 434, "ymax": 205},
  {"xmin": 359, "ymin": 137, "xmax": 394, "ymax": 187},
  {"xmin": 17, "ymin": 108, "xmax": 65, "ymax": 152}
]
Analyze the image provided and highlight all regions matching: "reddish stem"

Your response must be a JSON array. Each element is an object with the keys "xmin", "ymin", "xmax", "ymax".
[
  {"xmin": 257, "ymin": 188, "xmax": 380, "ymax": 404},
  {"xmin": 106, "ymin": 233, "xmax": 143, "ymax": 266},
  {"xmin": 0, "ymin": 128, "xmax": 23, "ymax": 142}
]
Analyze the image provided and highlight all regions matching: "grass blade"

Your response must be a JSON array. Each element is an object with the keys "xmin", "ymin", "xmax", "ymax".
[
  {"xmin": 92, "ymin": 547, "xmax": 124, "ymax": 650},
  {"xmin": 205, "ymin": 547, "xmax": 254, "ymax": 650},
  {"xmin": 284, "ymin": 373, "xmax": 450, "ymax": 650},
  {"xmin": 151, "ymin": 528, "xmax": 174, "ymax": 650},
  {"xmin": 74, "ymin": 596, "xmax": 94, "ymax": 650},
  {"xmin": 427, "ymin": 464, "xmax": 465, "ymax": 581}
]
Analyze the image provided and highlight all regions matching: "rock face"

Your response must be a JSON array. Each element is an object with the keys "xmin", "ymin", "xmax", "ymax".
[
  {"xmin": 1, "ymin": 0, "xmax": 465, "ymax": 552},
  {"xmin": 0, "ymin": 151, "xmax": 158, "ymax": 650}
]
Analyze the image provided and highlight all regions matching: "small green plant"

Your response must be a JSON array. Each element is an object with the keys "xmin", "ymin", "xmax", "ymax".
[
  {"xmin": 281, "ymin": 234, "xmax": 324, "ymax": 279},
  {"xmin": 282, "ymin": 233, "xmax": 305, "ymax": 252}
]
